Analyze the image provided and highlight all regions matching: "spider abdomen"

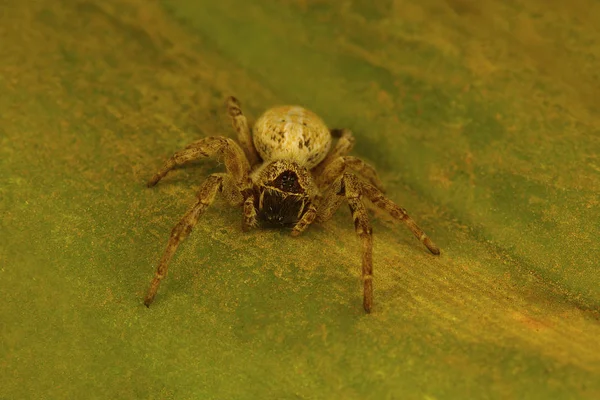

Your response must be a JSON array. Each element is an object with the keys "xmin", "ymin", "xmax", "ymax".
[{"xmin": 253, "ymin": 106, "xmax": 332, "ymax": 169}]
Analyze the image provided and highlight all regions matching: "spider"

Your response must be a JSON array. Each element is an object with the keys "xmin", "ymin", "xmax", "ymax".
[{"xmin": 143, "ymin": 97, "xmax": 440, "ymax": 313}]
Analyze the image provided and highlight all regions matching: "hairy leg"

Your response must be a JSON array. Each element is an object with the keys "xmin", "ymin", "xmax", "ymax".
[
  {"xmin": 242, "ymin": 189, "xmax": 257, "ymax": 231},
  {"xmin": 315, "ymin": 175, "xmax": 345, "ymax": 223},
  {"xmin": 147, "ymin": 136, "xmax": 251, "ymax": 189},
  {"xmin": 315, "ymin": 173, "xmax": 440, "ymax": 312},
  {"xmin": 312, "ymin": 174, "xmax": 374, "ymax": 312},
  {"xmin": 291, "ymin": 203, "xmax": 317, "ymax": 236},
  {"xmin": 328, "ymin": 128, "xmax": 356, "ymax": 159},
  {"xmin": 226, "ymin": 96, "xmax": 261, "ymax": 167},
  {"xmin": 144, "ymin": 174, "xmax": 223, "ymax": 307},
  {"xmin": 360, "ymin": 182, "xmax": 440, "ymax": 255},
  {"xmin": 312, "ymin": 128, "xmax": 355, "ymax": 176},
  {"xmin": 344, "ymin": 174, "xmax": 375, "ymax": 313},
  {"xmin": 318, "ymin": 155, "xmax": 384, "ymax": 192}
]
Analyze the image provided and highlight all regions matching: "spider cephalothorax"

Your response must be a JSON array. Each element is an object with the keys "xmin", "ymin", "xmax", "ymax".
[{"xmin": 144, "ymin": 97, "xmax": 440, "ymax": 313}]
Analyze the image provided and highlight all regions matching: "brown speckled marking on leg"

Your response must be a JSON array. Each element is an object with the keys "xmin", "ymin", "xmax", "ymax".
[
  {"xmin": 226, "ymin": 96, "xmax": 261, "ymax": 167},
  {"xmin": 315, "ymin": 176, "xmax": 345, "ymax": 223},
  {"xmin": 360, "ymin": 183, "xmax": 440, "ymax": 255},
  {"xmin": 147, "ymin": 136, "xmax": 251, "ymax": 189},
  {"xmin": 318, "ymin": 156, "xmax": 384, "ymax": 192},
  {"xmin": 343, "ymin": 157, "xmax": 384, "ymax": 191},
  {"xmin": 242, "ymin": 190, "xmax": 257, "ymax": 231},
  {"xmin": 219, "ymin": 173, "xmax": 244, "ymax": 206},
  {"xmin": 291, "ymin": 203, "xmax": 317, "ymax": 236},
  {"xmin": 344, "ymin": 174, "xmax": 374, "ymax": 313},
  {"xmin": 144, "ymin": 174, "xmax": 224, "ymax": 307},
  {"xmin": 313, "ymin": 174, "xmax": 373, "ymax": 312}
]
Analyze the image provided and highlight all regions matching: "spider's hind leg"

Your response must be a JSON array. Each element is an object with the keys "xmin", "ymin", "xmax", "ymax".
[
  {"xmin": 144, "ymin": 174, "xmax": 224, "ymax": 307},
  {"xmin": 226, "ymin": 96, "xmax": 261, "ymax": 167},
  {"xmin": 312, "ymin": 128, "xmax": 355, "ymax": 178}
]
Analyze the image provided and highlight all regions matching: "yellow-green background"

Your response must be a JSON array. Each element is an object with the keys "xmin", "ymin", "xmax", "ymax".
[{"xmin": 1, "ymin": 0, "xmax": 599, "ymax": 398}]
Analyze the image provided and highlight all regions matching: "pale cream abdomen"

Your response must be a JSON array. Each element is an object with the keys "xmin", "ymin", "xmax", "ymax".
[{"xmin": 253, "ymin": 106, "xmax": 332, "ymax": 169}]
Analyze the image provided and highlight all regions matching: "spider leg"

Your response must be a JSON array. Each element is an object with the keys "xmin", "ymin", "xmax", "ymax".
[
  {"xmin": 315, "ymin": 176, "xmax": 345, "ymax": 224},
  {"xmin": 242, "ymin": 191, "xmax": 258, "ymax": 231},
  {"xmin": 147, "ymin": 136, "xmax": 250, "ymax": 188},
  {"xmin": 290, "ymin": 203, "xmax": 318, "ymax": 236},
  {"xmin": 312, "ymin": 174, "xmax": 374, "ymax": 312},
  {"xmin": 315, "ymin": 171, "xmax": 439, "ymax": 312},
  {"xmin": 292, "ymin": 153, "xmax": 364, "ymax": 236},
  {"xmin": 360, "ymin": 182, "xmax": 440, "ymax": 255},
  {"xmin": 311, "ymin": 128, "xmax": 383, "ymax": 191},
  {"xmin": 144, "ymin": 174, "xmax": 224, "ymax": 307},
  {"xmin": 317, "ymin": 155, "xmax": 384, "ymax": 192},
  {"xmin": 343, "ymin": 174, "xmax": 375, "ymax": 313},
  {"xmin": 226, "ymin": 96, "xmax": 261, "ymax": 167},
  {"xmin": 312, "ymin": 128, "xmax": 355, "ymax": 177}
]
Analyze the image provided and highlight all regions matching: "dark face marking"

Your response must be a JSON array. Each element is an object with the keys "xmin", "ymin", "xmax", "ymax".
[
  {"xmin": 270, "ymin": 170, "xmax": 303, "ymax": 194},
  {"xmin": 257, "ymin": 188, "xmax": 308, "ymax": 228}
]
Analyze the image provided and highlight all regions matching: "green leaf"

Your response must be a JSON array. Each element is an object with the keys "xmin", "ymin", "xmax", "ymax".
[{"xmin": 1, "ymin": 0, "xmax": 598, "ymax": 398}]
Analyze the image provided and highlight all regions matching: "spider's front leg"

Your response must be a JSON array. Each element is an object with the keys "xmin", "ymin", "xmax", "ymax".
[
  {"xmin": 147, "ymin": 136, "xmax": 250, "ymax": 189},
  {"xmin": 344, "ymin": 174, "xmax": 375, "ymax": 313},
  {"xmin": 317, "ymin": 160, "xmax": 439, "ymax": 256},
  {"xmin": 144, "ymin": 136, "xmax": 255, "ymax": 306},
  {"xmin": 315, "ymin": 172, "xmax": 440, "ymax": 313},
  {"xmin": 147, "ymin": 135, "xmax": 256, "ymax": 230},
  {"xmin": 144, "ymin": 175, "xmax": 225, "ymax": 307},
  {"xmin": 311, "ymin": 174, "xmax": 374, "ymax": 312}
]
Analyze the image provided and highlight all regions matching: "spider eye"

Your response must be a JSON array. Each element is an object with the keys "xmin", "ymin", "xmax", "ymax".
[
  {"xmin": 271, "ymin": 170, "xmax": 302, "ymax": 193},
  {"xmin": 280, "ymin": 171, "xmax": 297, "ymax": 191}
]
